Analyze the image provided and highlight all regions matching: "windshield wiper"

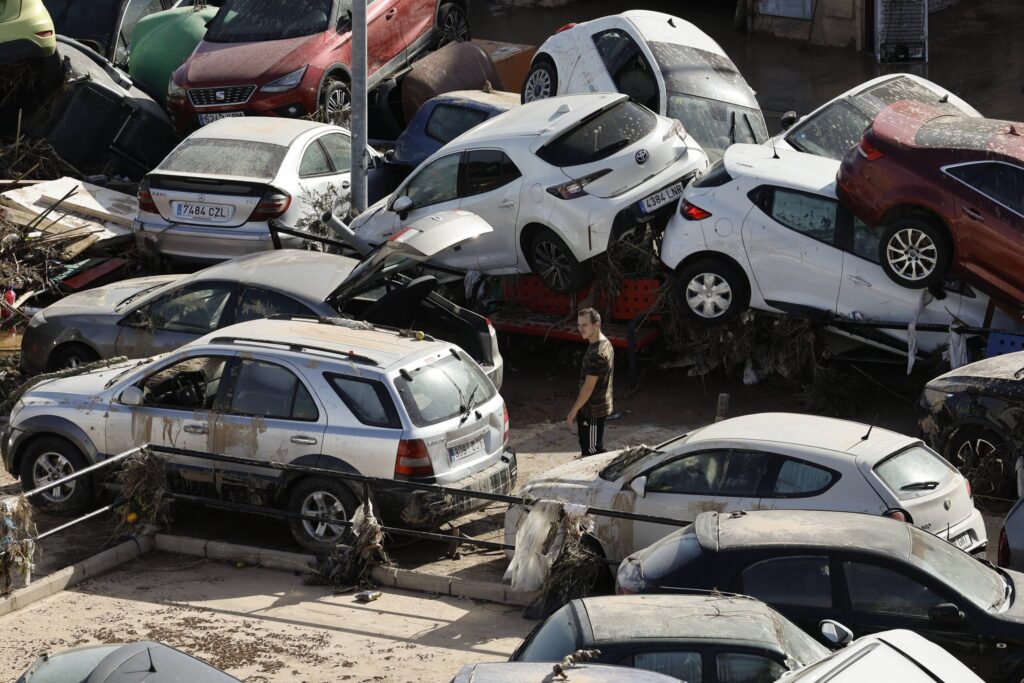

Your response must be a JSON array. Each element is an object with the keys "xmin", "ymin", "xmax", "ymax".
[
  {"xmin": 900, "ymin": 481, "xmax": 940, "ymax": 491},
  {"xmin": 728, "ymin": 110, "xmax": 737, "ymax": 144},
  {"xmin": 459, "ymin": 385, "xmax": 480, "ymax": 424},
  {"xmin": 593, "ymin": 138, "xmax": 632, "ymax": 157}
]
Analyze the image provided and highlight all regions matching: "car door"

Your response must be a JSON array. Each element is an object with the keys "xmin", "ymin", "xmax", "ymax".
[
  {"xmin": 735, "ymin": 554, "xmax": 837, "ymax": 639},
  {"xmin": 104, "ymin": 352, "xmax": 235, "ymax": 496},
  {"xmin": 296, "ymin": 134, "xmax": 346, "ymax": 211},
  {"xmin": 741, "ymin": 186, "xmax": 843, "ymax": 317},
  {"xmin": 114, "ymin": 282, "xmax": 239, "ymax": 359},
  {"xmin": 838, "ymin": 557, "xmax": 981, "ymax": 672},
  {"xmin": 210, "ymin": 356, "xmax": 326, "ymax": 504},
  {"xmin": 630, "ymin": 449, "xmax": 768, "ymax": 552},
  {"xmin": 395, "ymin": 0, "xmax": 434, "ymax": 54},
  {"xmin": 365, "ymin": 0, "xmax": 404, "ymax": 75},
  {"xmin": 456, "ymin": 148, "xmax": 523, "ymax": 270}
]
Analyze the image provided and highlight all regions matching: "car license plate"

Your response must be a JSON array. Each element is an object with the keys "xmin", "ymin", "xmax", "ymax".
[
  {"xmin": 172, "ymin": 201, "xmax": 235, "ymax": 222},
  {"xmin": 639, "ymin": 182, "xmax": 684, "ymax": 213},
  {"xmin": 952, "ymin": 532, "xmax": 973, "ymax": 550},
  {"xmin": 449, "ymin": 437, "xmax": 484, "ymax": 463},
  {"xmin": 198, "ymin": 111, "xmax": 244, "ymax": 125}
]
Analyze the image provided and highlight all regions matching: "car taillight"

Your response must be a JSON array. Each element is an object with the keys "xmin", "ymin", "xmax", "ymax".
[
  {"xmin": 966, "ymin": 479, "xmax": 972, "ymax": 499},
  {"xmin": 250, "ymin": 188, "xmax": 292, "ymax": 221},
  {"xmin": 857, "ymin": 137, "xmax": 884, "ymax": 161},
  {"xmin": 503, "ymin": 404, "xmax": 509, "ymax": 444},
  {"xmin": 394, "ymin": 439, "xmax": 434, "ymax": 478},
  {"xmin": 137, "ymin": 178, "xmax": 158, "ymax": 214},
  {"xmin": 884, "ymin": 508, "xmax": 913, "ymax": 524},
  {"xmin": 35, "ymin": 30, "xmax": 54, "ymax": 38},
  {"xmin": 999, "ymin": 527, "xmax": 1011, "ymax": 568},
  {"xmin": 556, "ymin": 22, "xmax": 576, "ymax": 33},
  {"xmin": 680, "ymin": 199, "xmax": 711, "ymax": 220},
  {"xmin": 547, "ymin": 168, "xmax": 612, "ymax": 200}
]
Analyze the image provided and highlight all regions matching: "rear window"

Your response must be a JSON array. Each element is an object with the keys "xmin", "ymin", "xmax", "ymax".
[
  {"xmin": 853, "ymin": 77, "xmax": 968, "ymax": 118},
  {"xmin": 205, "ymin": 0, "xmax": 334, "ymax": 42},
  {"xmin": 873, "ymin": 446, "xmax": 955, "ymax": 500},
  {"xmin": 915, "ymin": 117, "xmax": 1014, "ymax": 149},
  {"xmin": 635, "ymin": 525, "xmax": 704, "ymax": 581},
  {"xmin": 159, "ymin": 139, "xmax": 287, "ymax": 179},
  {"xmin": 426, "ymin": 104, "xmax": 490, "ymax": 144},
  {"xmin": 393, "ymin": 352, "xmax": 497, "ymax": 427},
  {"xmin": 537, "ymin": 100, "xmax": 656, "ymax": 167},
  {"xmin": 327, "ymin": 374, "xmax": 400, "ymax": 429},
  {"xmin": 515, "ymin": 602, "xmax": 580, "ymax": 662},
  {"xmin": 692, "ymin": 158, "xmax": 733, "ymax": 188}
]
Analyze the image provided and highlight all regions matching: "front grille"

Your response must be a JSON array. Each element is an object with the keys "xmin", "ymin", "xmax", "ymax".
[{"xmin": 188, "ymin": 85, "xmax": 256, "ymax": 107}]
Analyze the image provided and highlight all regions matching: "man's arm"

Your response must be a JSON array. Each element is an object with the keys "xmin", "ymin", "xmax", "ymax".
[{"xmin": 567, "ymin": 375, "xmax": 599, "ymax": 427}]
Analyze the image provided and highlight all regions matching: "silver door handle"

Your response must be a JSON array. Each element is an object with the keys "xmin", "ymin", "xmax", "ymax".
[
  {"xmin": 290, "ymin": 436, "xmax": 318, "ymax": 445},
  {"xmin": 964, "ymin": 207, "xmax": 984, "ymax": 221},
  {"xmin": 341, "ymin": 180, "xmax": 351, "ymax": 189},
  {"xmin": 183, "ymin": 424, "xmax": 208, "ymax": 435},
  {"xmin": 846, "ymin": 274, "xmax": 872, "ymax": 287},
  {"xmin": 498, "ymin": 199, "xmax": 515, "ymax": 207}
]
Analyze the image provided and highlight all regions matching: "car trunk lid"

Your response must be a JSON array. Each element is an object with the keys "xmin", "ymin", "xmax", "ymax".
[{"xmin": 147, "ymin": 172, "xmax": 268, "ymax": 227}]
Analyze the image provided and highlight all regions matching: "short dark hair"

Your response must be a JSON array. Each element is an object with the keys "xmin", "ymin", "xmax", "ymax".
[{"xmin": 578, "ymin": 307, "xmax": 601, "ymax": 325}]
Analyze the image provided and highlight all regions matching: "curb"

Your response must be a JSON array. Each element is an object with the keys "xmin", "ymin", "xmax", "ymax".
[
  {"xmin": 0, "ymin": 535, "xmax": 153, "ymax": 617},
  {"xmin": 153, "ymin": 534, "xmax": 318, "ymax": 573}
]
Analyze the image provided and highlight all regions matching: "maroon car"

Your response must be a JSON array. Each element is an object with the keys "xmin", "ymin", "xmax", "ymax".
[
  {"xmin": 167, "ymin": 0, "xmax": 470, "ymax": 133},
  {"xmin": 837, "ymin": 101, "xmax": 1024, "ymax": 306}
]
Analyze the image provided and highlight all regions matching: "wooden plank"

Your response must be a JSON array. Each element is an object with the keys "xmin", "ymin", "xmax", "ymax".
[
  {"xmin": 41, "ymin": 180, "xmax": 136, "ymax": 228},
  {"xmin": 0, "ymin": 178, "xmax": 129, "ymax": 242}
]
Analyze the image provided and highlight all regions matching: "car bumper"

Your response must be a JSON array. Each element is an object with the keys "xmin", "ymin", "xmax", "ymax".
[
  {"xmin": 135, "ymin": 218, "xmax": 302, "ymax": 263},
  {"xmin": 939, "ymin": 507, "xmax": 987, "ymax": 554},
  {"xmin": 374, "ymin": 447, "xmax": 517, "ymax": 529},
  {"xmin": 167, "ymin": 80, "xmax": 319, "ymax": 134}
]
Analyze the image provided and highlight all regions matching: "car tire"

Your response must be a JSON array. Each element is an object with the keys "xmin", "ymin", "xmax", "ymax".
[
  {"xmin": 526, "ymin": 228, "xmax": 588, "ymax": 294},
  {"xmin": 878, "ymin": 217, "xmax": 950, "ymax": 289},
  {"xmin": 435, "ymin": 3, "xmax": 471, "ymax": 47},
  {"xmin": 946, "ymin": 426, "xmax": 1016, "ymax": 499},
  {"xmin": 20, "ymin": 436, "xmax": 94, "ymax": 515},
  {"xmin": 521, "ymin": 58, "xmax": 557, "ymax": 103},
  {"xmin": 286, "ymin": 477, "xmax": 360, "ymax": 554},
  {"xmin": 675, "ymin": 258, "xmax": 749, "ymax": 325},
  {"xmin": 320, "ymin": 79, "xmax": 351, "ymax": 125},
  {"xmin": 47, "ymin": 344, "xmax": 99, "ymax": 372}
]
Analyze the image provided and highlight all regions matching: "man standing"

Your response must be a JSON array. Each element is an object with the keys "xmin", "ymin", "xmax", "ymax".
[{"xmin": 566, "ymin": 307, "xmax": 614, "ymax": 457}]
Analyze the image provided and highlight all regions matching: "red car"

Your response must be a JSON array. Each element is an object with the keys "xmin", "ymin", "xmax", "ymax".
[
  {"xmin": 838, "ymin": 100, "xmax": 1024, "ymax": 306},
  {"xmin": 167, "ymin": 0, "xmax": 470, "ymax": 133}
]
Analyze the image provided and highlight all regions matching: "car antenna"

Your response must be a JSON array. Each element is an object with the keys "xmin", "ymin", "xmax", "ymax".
[
  {"xmin": 771, "ymin": 136, "xmax": 780, "ymax": 160},
  {"xmin": 939, "ymin": 93, "xmax": 949, "ymax": 103},
  {"xmin": 861, "ymin": 415, "xmax": 878, "ymax": 440}
]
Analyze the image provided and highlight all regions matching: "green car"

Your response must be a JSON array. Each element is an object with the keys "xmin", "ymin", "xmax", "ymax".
[
  {"xmin": 0, "ymin": 0, "xmax": 57, "ymax": 61},
  {"xmin": 128, "ymin": 4, "xmax": 215, "ymax": 106}
]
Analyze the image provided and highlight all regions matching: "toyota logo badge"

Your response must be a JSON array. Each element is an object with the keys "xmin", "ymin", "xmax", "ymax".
[{"xmin": 635, "ymin": 149, "xmax": 649, "ymax": 164}]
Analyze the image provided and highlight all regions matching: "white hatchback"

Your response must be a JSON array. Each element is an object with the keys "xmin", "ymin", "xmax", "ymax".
[
  {"xmin": 350, "ymin": 92, "xmax": 707, "ymax": 293},
  {"xmin": 505, "ymin": 412, "xmax": 986, "ymax": 563}
]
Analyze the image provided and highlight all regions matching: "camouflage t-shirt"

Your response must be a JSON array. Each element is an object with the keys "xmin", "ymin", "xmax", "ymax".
[{"xmin": 579, "ymin": 337, "xmax": 614, "ymax": 419}]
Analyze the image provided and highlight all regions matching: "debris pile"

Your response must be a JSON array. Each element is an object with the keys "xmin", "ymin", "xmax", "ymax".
[
  {"xmin": 0, "ymin": 139, "xmax": 82, "ymax": 182},
  {"xmin": 306, "ymin": 499, "xmax": 389, "ymax": 591},
  {"xmin": 0, "ymin": 495, "xmax": 37, "ymax": 596},
  {"xmin": 112, "ymin": 448, "xmax": 174, "ymax": 537}
]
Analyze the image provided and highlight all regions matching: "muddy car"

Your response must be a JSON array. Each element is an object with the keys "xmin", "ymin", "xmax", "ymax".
[
  {"xmin": 505, "ymin": 413, "xmax": 986, "ymax": 564},
  {"xmin": 5, "ymin": 317, "xmax": 515, "ymax": 552}
]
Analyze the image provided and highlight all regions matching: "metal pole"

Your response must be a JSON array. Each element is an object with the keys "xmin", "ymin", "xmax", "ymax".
[
  {"xmin": 21, "ymin": 446, "xmax": 144, "ymax": 500},
  {"xmin": 350, "ymin": 0, "xmax": 368, "ymax": 213}
]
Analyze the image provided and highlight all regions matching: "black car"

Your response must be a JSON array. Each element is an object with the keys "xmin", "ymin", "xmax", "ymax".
[
  {"xmin": 919, "ymin": 351, "xmax": 1024, "ymax": 497},
  {"xmin": 511, "ymin": 594, "xmax": 827, "ymax": 683},
  {"xmin": 617, "ymin": 510, "xmax": 1024, "ymax": 683}
]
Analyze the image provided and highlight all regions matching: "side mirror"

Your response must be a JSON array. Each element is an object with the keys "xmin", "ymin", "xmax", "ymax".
[
  {"xmin": 819, "ymin": 620, "xmax": 854, "ymax": 648},
  {"xmin": 119, "ymin": 386, "xmax": 144, "ymax": 406},
  {"xmin": 122, "ymin": 309, "xmax": 150, "ymax": 327},
  {"xmin": 629, "ymin": 475, "xmax": 647, "ymax": 497},
  {"xmin": 928, "ymin": 603, "xmax": 965, "ymax": 624},
  {"xmin": 780, "ymin": 110, "xmax": 799, "ymax": 131},
  {"xmin": 392, "ymin": 195, "xmax": 413, "ymax": 216}
]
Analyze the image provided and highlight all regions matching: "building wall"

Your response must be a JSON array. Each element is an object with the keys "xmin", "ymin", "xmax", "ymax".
[{"xmin": 749, "ymin": 0, "xmax": 864, "ymax": 50}]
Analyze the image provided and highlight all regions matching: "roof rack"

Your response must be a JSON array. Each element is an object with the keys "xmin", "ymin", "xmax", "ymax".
[
  {"xmin": 208, "ymin": 336, "xmax": 379, "ymax": 366},
  {"xmin": 264, "ymin": 313, "xmax": 438, "ymax": 342}
]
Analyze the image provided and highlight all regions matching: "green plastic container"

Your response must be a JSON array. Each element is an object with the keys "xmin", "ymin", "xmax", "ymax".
[{"xmin": 128, "ymin": 6, "xmax": 216, "ymax": 107}]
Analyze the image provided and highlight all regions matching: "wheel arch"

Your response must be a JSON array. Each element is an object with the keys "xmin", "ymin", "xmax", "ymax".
[
  {"xmin": 879, "ymin": 205, "xmax": 955, "ymax": 253},
  {"xmin": 46, "ymin": 340, "xmax": 101, "ymax": 371},
  {"xmin": 277, "ymin": 454, "xmax": 368, "ymax": 508},
  {"xmin": 8, "ymin": 418, "xmax": 99, "ymax": 476},
  {"xmin": 944, "ymin": 418, "xmax": 1013, "ymax": 456},
  {"xmin": 673, "ymin": 250, "xmax": 751, "ymax": 290},
  {"xmin": 317, "ymin": 64, "xmax": 352, "ymax": 101}
]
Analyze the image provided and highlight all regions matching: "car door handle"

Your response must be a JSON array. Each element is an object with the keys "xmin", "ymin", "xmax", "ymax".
[
  {"xmin": 964, "ymin": 207, "xmax": 984, "ymax": 221},
  {"xmin": 847, "ymin": 274, "xmax": 872, "ymax": 288},
  {"xmin": 183, "ymin": 424, "xmax": 208, "ymax": 435},
  {"xmin": 341, "ymin": 180, "xmax": 351, "ymax": 190},
  {"xmin": 290, "ymin": 435, "xmax": 318, "ymax": 445},
  {"xmin": 498, "ymin": 199, "xmax": 515, "ymax": 208},
  {"xmin": 385, "ymin": 8, "xmax": 397, "ymax": 19}
]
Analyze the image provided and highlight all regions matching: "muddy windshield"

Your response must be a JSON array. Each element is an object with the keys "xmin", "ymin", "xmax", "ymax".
[
  {"xmin": 159, "ymin": 139, "xmax": 287, "ymax": 180},
  {"xmin": 852, "ymin": 76, "xmax": 969, "ymax": 119},
  {"xmin": 206, "ymin": 0, "xmax": 334, "ymax": 42},
  {"xmin": 393, "ymin": 352, "xmax": 496, "ymax": 427},
  {"xmin": 667, "ymin": 94, "xmax": 768, "ymax": 161}
]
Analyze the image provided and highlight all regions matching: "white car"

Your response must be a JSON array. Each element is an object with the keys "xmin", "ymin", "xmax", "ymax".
[
  {"xmin": 134, "ymin": 117, "xmax": 386, "ymax": 263},
  {"xmin": 350, "ymin": 93, "xmax": 707, "ymax": 293},
  {"xmin": 522, "ymin": 10, "xmax": 768, "ymax": 161},
  {"xmin": 772, "ymin": 73, "xmax": 980, "ymax": 161},
  {"xmin": 660, "ymin": 143, "xmax": 1021, "ymax": 354},
  {"xmin": 505, "ymin": 412, "xmax": 986, "ymax": 563}
]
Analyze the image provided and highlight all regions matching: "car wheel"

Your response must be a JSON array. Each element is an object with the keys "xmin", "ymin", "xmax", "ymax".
[
  {"xmin": 286, "ymin": 477, "xmax": 359, "ymax": 554},
  {"xmin": 947, "ymin": 426, "xmax": 1016, "ymax": 499},
  {"xmin": 20, "ymin": 436, "xmax": 94, "ymax": 514},
  {"xmin": 47, "ymin": 344, "xmax": 99, "ymax": 372},
  {"xmin": 320, "ymin": 79, "xmax": 351, "ymax": 125},
  {"xmin": 526, "ymin": 229, "xmax": 587, "ymax": 294},
  {"xmin": 521, "ymin": 58, "xmax": 557, "ymax": 103},
  {"xmin": 675, "ymin": 258, "xmax": 749, "ymax": 325},
  {"xmin": 436, "ymin": 2, "xmax": 471, "ymax": 47},
  {"xmin": 878, "ymin": 217, "xmax": 950, "ymax": 289}
]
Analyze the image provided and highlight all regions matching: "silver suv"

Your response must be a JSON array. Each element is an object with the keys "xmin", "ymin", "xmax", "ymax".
[{"xmin": 3, "ymin": 317, "xmax": 516, "ymax": 552}]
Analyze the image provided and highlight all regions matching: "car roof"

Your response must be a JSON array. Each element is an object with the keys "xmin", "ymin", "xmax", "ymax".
[
  {"xmin": 435, "ymin": 90, "xmax": 521, "ymax": 110},
  {"xmin": 684, "ymin": 412, "xmax": 917, "ymax": 461},
  {"xmin": 873, "ymin": 103, "xmax": 1024, "ymax": 158},
  {"xmin": 188, "ymin": 116, "xmax": 335, "ymax": 146},
  {"xmin": 448, "ymin": 93, "xmax": 629, "ymax": 146},
  {"xmin": 722, "ymin": 144, "xmax": 841, "ymax": 195},
  {"xmin": 453, "ymin": 662, "xmax": 682, "ymax": 683},
  {"xmin": 621, "ymin": 10, "xmax": 727, "ymax": 56},
  {"xmin": 184, "ymin": 250, "xmax": 357, "ymax": 303},
  {"xmin": 697, "ymin": 510, "xmax": 911, "ymax": 560},
  {"xmin": 577, "ymin": 594, "xmax": 793, "ymax": 649},
  {"xmin": 195, "ymin": 318, "xmax": 453, "ymax": 371}
]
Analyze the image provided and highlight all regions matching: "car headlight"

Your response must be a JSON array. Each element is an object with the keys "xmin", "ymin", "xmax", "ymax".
[
  {"xmin": 168, "ymin": 77, "xmax": 186, "ymax": 100},
  {"xmin": 261, "ymin": 66, "xmax": 308, "ymax": 93}
]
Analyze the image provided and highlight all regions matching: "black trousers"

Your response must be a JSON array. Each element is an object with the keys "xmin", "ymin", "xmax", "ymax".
[{"xmin": 577, "ymin": 415, "xmax": 606, "ymax": 456}]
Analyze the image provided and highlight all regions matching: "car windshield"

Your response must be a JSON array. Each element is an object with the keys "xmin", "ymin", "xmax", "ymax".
[
  {"xmin": 851, "ymin": 76, "xmax": 971, "ymax": 119},
  {"xmin": 158, "ymin": 139, "xmax": 288, "ymax": 180},
  {"xmin": 115, "ymin": 282, "xmax": 173, "ymax": 312},
  {"xmin": 908, "ymin": 525, "xmax": 1008, "ymax": 611},
  {"xmin": 667, "ymin": 94, "xmax": 768, "ymax": 161},
  {"xmin": 205, "ymin": 0, "xmax": 335, "ymax": 42},
  {"xmin": 599, "ymin": 444, "xmax": 659, "ymax": 481},
  {"xmin": 393, "ymin": 352, "xmax": 496, "ymax": 427},
  {"xmin": 44, "ymin": 0, "xmax": 120, "ymax": 52}
]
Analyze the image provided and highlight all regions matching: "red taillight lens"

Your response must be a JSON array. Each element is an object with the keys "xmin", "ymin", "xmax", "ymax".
[
  {"xmin": 137, "ymin": 178, "xmax": 158, "ymax": 214},
  {"xmin": 556, "ymin": 22, "xmax": 577, "ymax": 33},
  {"xmin": 999, "ymin": 527, "xmax": 1011, "ymax": 567},
  {"xmin": 966, "ymin": 479, "xmax": 972, "ymax": 499},
  {"xmin": 546, "ymin": 168, "xmax": 612, "ymax": 200},
  {"xmin": 250, "ymin": 188, "xmax": 292, "ymax": 221},
  {"xmin": 35, "ymin": 30, "xmax": 54, "ymax": 38},
  {"xmin": 503, "ymin": 404, "xmax": 509, "ymax": 444},
  {"xmin": 394, "ymin": 439, "xmax": 434, "ymax": 478},
  {"xmin": 680, "ymin": 199, "xmax": 711, "ymax": 221},
  {"xmin": 857, "ymin": 137, "xmax": 884, "ymax": 161},
  {"xmin": 884, "ymin": 508, "xmax": 913, "ymax": 524}
]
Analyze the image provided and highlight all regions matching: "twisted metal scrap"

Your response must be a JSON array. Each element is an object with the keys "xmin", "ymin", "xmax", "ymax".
[
  {"xmin": 112, "ymin": 447, "xmax": 173, "ymax": 537},
  {"xmin": 0, "ymin": 495, "xmax": 37, "ymax": 595},
  {"xmin": 306, "ymin": 499, "xmax": 390, "ymax": 592}
]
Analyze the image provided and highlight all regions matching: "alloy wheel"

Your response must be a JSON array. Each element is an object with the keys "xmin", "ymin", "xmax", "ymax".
[
  {"xmin": 685, "ymin": 272, "xmax": 733, "ymax": 319},
  {"xmin": 440, "ymin": 9, "xmax": 470, "ymax": 45},
  {"xmin": 524, "ymin": 68, "xmax": 552, "ymax": 101},
  {"xmin": 953, "ymin": 437, "xmax": 1006, "ymax": 496},
  {"xmin": 300, "ymin": 490, "xmax": 347, "ymax": 542},
  {"xmin": 533, "ymin": 239, "xmax": 572, "ymax": 292},
  {"xmin": 886, "ymin": 227, "xmax": 938, "ymax": 282},
  {"xmin": 33, "ymin": 451, "xmax": 77, "ymax": 503}
]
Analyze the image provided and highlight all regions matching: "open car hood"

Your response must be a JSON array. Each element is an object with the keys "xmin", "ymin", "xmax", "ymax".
[{"xmin": 329, "ymin": 210, "xmax": 492, "ymax": 303}]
